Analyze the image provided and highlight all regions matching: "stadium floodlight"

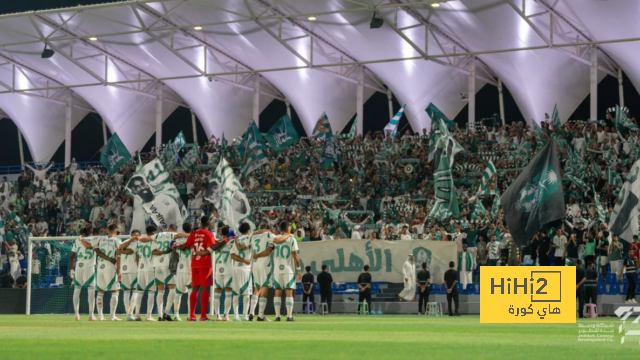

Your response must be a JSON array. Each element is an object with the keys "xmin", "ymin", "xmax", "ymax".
[
  {"xmin": 89, "ymin": 37, "xmax": 98, "ymax": 41},
  {"xmin": 41, "ymin": 44, "xmax": 54, "ymax": 59},
  {"xmin": 370, "ymin": 13, "xmax": 384, "ymax": 29},
  {"xmin": 431, "ymin": 2, "xmax": 441, "ymax": 8},
  {"xmin": 194, "ymin": 26, "xmax": 202, "ymax": 30},
  {"xmin": 308, "ymin": 15, "xmax": 317, "ymax": 21}
]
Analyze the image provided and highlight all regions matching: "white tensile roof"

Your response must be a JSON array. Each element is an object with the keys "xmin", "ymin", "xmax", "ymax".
[{"xmin": 0, "ymin": 0, "xmax": 636, "ymax": 161}]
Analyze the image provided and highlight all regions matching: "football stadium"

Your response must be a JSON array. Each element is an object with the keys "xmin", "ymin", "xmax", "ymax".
[{"xmin": 0, "ymin": 0, "xmax": 639, "ymax": 359}]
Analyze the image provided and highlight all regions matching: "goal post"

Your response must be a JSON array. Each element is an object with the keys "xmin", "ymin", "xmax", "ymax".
[{"xmin": 27, "ymin": 236, "xmax": 129, "ymax": 316}]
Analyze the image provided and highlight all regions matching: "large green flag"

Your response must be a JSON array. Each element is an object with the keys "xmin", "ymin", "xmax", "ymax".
[
  {"xmin": 426, "ymin": 103, "xmax": 456, "ymax": 129},
  {"xmin": 532, "ymin": 120, "xmax": 547, "ymax": 151},
  {"xmin": 264, "ymin": 114, "xmax": 299, "ymax": 152},
  {"xmin": 592, "ymin": 186, "xmax": 606, "ymax": 222},
  {"xmin": 428, "ymin": 144, "xmax": 459, "ymax": 220},
  {"xmin": 321, "ymin": 135, "xmax": 338, "ymax": 169},
  {"xmin": 609, "ymin": 160, "xmax": 640, "ymax": 242},
  {"xmin": 312, "ymin": 112, "xmax": 333, "ymax": 139},
  {"xmin": 564, "ymin": 148, "xmax": 588, "ymax": 188},
  {"xmin": 100, "ymin": 133, "xmax": 131, "ymax": 174},
  {"xmin": 205, "ymin": 156, "xmax": 254, "ymax": 230},
  {"xmin": 239, "ymin": 121, "xmax": 269, "ymax": 176},
  {"xmin": 501, "ymin": 138, "xmax": 565, "ymax": 245}
]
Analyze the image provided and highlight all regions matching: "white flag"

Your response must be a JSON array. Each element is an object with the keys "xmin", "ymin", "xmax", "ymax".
[{"xmin": 206, "ymin": 157, "xmax": 255, "ymax": 230}]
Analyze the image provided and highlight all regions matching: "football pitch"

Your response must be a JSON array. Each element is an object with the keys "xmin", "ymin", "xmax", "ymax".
[{"xmin": 0, "ymin": 315, "xmax": 634, "ymax": 359}]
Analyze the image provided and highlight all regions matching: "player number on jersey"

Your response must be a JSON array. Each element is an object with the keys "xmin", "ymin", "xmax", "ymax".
[
  {"xmin": 254, "ymin": 239, "xmax": 261, "ymax": 254},
  {"xmin": 217, "ymin": 250, "xmax": 230, "ymax": 263},
  {"xmin": 141, "ymin": 245, "xmax": 151, "ymax": 258},
  {"xmin": 275, "ymin": 245, "xmax": 291, "ymax": 259}
]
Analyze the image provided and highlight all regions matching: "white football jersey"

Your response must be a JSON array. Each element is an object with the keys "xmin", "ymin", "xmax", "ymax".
[
  {"xmin": 175, "ymin": 237, "xmax": 192, "ymax": 274},
  {"xmin": 215, "ymin": 239, "xmax": 234, "ymax": 275},
  {"xmin": 152, "ymin": 232, "xmax": 175, "ymax": 268},
  {"xmin": 72, "ymin": 237, "xmax": 100, "ymax": 270},
  {"xmin": 136, "ymin": 240, "xmax": 154, "ymax": 272},
  {"xmin": 231, "ymin": 234, "xmax": 252, "ymax": 269},
  {"xmin": 119, "ymin": 239, "xmax": 138, "ymax": 274},
  {"xmin": 251, "ymin": 232, "xmax": 274, "ymax": 267},
  {"xmin": 96, "ymin": 237, "xmax": 123, "ymax": 271},
  {"xmin": 272, "ymin": 235, "xmax": 299, "ymax": 275}
]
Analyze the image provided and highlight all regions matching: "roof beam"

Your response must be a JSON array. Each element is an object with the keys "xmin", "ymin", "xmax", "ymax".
[{"xmin": 507, "ymin": 0, "xmax": 616, "ymax": 77}]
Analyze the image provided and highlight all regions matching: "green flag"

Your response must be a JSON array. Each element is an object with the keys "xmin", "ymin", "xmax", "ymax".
[
  {"xmin": 162, "ymin": 131, "xmax": 186, "ymax": 172},
  {"xmin": 471, "ymin": 200, "xmax": 487, "ymax": 220},
  {"xmin": 321, "ymin": 135, "xmax": 338, "ymax": 169},
  {"xmin": 592, "ymin": 186, "xmax": 606, "ymax": 222},
  {"xmin": 608, "ymin": 105, "xmax": 638, "ymax": 136},
  {"xmin": 475, "ymin": 160, "xmax": 497, "ymax": 197},
  {"xmin": 551, "ymin": 104, "xmax": 561, "ymax": 128},
  {"xmin": 348, "ymin": 117, "xmax": 357, "ymax": 139},
  {"xmin": 312, "ymin": 112, "xmax": 333, "ymax": 139},
  {"xmin": 426, "ymin": 102, "xmax": 456, "ymax": 129},
  {"xmin": 221, "ymin": 132, "xmax": 228, "ymax": 150},
  {"xmin": 100, "ymin": 133, "xmax": 131, "ymax": 174},
  {"xmin": 384, "ymin": 104, "xmax": 406, "ymax": 139},
  {"xmin": 427, "ymin": 104, "xmax": 463, "ymax": 164},
  {"xmin": 239, "ymin": 121, "xmax": 269, "ymax": 177},
  {"xmin": 608, "ymin": 168, "xmax": 622, "ymax": 187},
  {"xmin": 264, "ymin": 114, "xmax": 299, "ymax": 152},
  {"xmin": 180, "ymin": 144, "xmax": 200, "ymax": 169},
  {"xmin": 501, "ymin": 138, "xmax": 565, "ymax": 245},
  {"xmin": 532, "ymin": 120, "xmax": 547, "ymax": 152},
  {"xmin": 490, "ymin": 194, "xmax": 501, "ymax": 219},
  {"xmin": 206, "ymin": 156, "xmax": 254, "ymax": 230},
  {"xmin": 609, "ymin": 160, "xmax": 640, "ymax": 242}
]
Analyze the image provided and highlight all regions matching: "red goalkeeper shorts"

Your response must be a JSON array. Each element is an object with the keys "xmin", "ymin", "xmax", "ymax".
[{"xmin": 191, "ymin": 267, "xmax": 213, "ymax": 288}]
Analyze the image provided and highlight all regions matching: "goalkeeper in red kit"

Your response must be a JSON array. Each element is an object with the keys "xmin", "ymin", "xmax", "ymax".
[{"xmin": 176, "ymin": 215, "xmax": 230, "ymax": 321}]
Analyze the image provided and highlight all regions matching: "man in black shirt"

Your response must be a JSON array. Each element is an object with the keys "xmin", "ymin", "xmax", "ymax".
[
  {"xmin": 417, "ymin": 262, "xmax": 430, "ymax": 314},
  {"xmin": 537, "ymin": 233, "xmax": 551, "ymax": 266},
  {"xmin": 301, "ymin": 266, "xmax": 315, "ymax": 313},
  {"xmin": 0, "ymin": 270, "xmax": 15, "ymax": 289},
  {"xmin": 596, "ymin": 231, "xmax": 610, "ymax": 279},
  {"xmin": 316, "ymin": 265, "xmax": 333, "ymax": 314},
  {"xmin": 584, "ymin": 262, "xmax": 598, "ymax": 305},
  {"xmin": 576, "ymin": 260, "xmax": 586, "ymax": 318},
  {"xmin": 444, "ymin": 261, "xmax": 459, "ymax": 316},
  {"xmin": 357, "ymin": 265, "xmax": 372, "ymax": 314},
  {"xmin": 622, "ymin": 255, "xmax": 638, "ymax": 304},
  {"xmin": 564, "ymin": 233, "xmax": 579, "ymax": 266}
]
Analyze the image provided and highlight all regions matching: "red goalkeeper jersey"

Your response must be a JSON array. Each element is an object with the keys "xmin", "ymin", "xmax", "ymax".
[{"xmin": 184, "ymin": 229, "xmax": 215, "ymax": 268}]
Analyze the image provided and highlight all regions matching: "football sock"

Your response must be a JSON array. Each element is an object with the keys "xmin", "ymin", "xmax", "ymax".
[
  {"xmin": 97, "ymin": 293, "xmax": 104, "ymax": 317},
  {"xmin": 274, "ymin": 297, "xmax": 282, "ymax": 318},
  {"xmin": 88, "ymin": 288, "xmax": 96, "ymax": 317},
  {"xmin": 286, "ymin": 297, "xmax": 294, "ymax": 318},
  {"xmin": 250, "ymin": 295, "xmax": 259, "ymax": 316},
  {"xmin": 224, "ymin": 291, "xmax": 232, "ymax": 316},
  {"xmin": 134, "ymin": 291, "xmax": 143, "ymax": 317},
  {"xmin": 156, "ymin": 290, "xmax": 165, "ymax": 318},
  {"xmin": 147, "ymin": 291, "xmax": 155, "ymax": 317},
  {"xmin": 213, "ymin": 292, "xmax": 221, "ymax": 317},
  {"xmin": 233, "ymin": 295, "xmax": 240, "ymax": 318},
  {"xmin": 110, "ymin": 293, "xmax": 119, "ymax": 318},
  {"xmin": 258, "ymin": 297, "xmax": 267, "ymax": 317},
  {"xmin": 73, "ymin": 286, "xmax": 81, "ymax": 316},
  {"xmin": 189, "ymin": 290, "xmax": 198, "ymax": 319},
  {"xmin": 166, "ymin": 289, "xmax": 175, "ymax": 315}
]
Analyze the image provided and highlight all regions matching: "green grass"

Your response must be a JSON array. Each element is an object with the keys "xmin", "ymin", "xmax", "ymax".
[{"xmin": 0, "ymin": 315, "xmax": 635, "ymax": 359}]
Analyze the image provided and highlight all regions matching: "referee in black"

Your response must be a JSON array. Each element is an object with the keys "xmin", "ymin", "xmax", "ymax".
[
  {"xmin": 357, "ymin": 265, "xmax": 372, "ymax": 314},
  {"xmin": 576, "ymin": 260, "xmax": 586, "ymax": 318},
  {"xmin": 444, "ymin": 261, "xmax": 460, "ymax": 316},
  {"xmin": 301, "ymin": 266, "xmax": 315, "ymax": 313},
  {"xmin": 584, "ymin": 262, "xmax": 598, "ymax": 306},
  {"xmin": 317, "ymin": 264, "xmax": 334, "ymax": 314},
  {"xmin": 417, "ymin": 262, "xmax": 430, "ymax": 314}
]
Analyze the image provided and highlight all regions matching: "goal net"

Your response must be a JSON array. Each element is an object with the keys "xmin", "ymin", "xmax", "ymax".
[{"xmin": 27, "ymin": 237, "xmax": 242, "ymax": 316}]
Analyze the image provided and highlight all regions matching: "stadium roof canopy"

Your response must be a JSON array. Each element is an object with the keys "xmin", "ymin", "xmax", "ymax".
[{"xmin": 0, "ymin": 0, "xmax": 638, "ymax": 162}]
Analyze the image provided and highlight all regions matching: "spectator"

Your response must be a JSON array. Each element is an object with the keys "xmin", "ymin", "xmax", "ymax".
[
  {"xmin": 15, "ymin": 269, "xmax": 27, "ymax": 289},
  {"xmin": 301, "ymin": 266, "xmax": 315, "ymax": 313},
  {"xmin": 416, "ymin": 262, "xmax": 430, "ymax": 315},
  {"xmin": 1, "ymin": 270, "xmax": 14, "ymax": 288},
  {"xmin": 317, "ymin": 264, "xmax": 333, "ymax": 314},
  {"xmin": 609, "ymin": 235, "xmax": 623, "ymax": 279},
  {"xmin": 552, "ymin": 229, "xmax": 567, "ymax": 266},
  {"xmin": 444, "ymin": 261, "xmax": 460, "ymax": 316},
  {"xmin": 357, "ymin": 265, "xmax": 372, "ymax": 314}
]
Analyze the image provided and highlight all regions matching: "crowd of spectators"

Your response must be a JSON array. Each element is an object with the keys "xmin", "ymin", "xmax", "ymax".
[{"xmin": 2, "ymin": 110, "xmax": 640, "ymax": 283}]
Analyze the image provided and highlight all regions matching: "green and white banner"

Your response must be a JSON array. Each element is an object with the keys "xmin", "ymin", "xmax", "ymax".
[
  {"xmin": 383, "ymin": 104, "xmax": 405, "ymax": 139},
  {"xmin": 100, "ymin": 133, "xmax": 131, "ymax": 174},
  {"xmin": 206, "ymin": 156, "xmax": 254, "ymax": 230},
  {"xmin": 180, "ymin": 144, "xmax": 200, "ymax": 169},
  {"xmin": 161, "ymin": 131, "xmax": 186, "ymax": 172},
  {"xmin": 297, "ymin": 239, "xmax": 457, "ymax": 283},
  {"xmin": 264, "ymin": 114, "xmax": 299, "ymax": 152},
  {"xmin": 348, "ymin": 117, "xmax": 357, "ymax": 138},
  {"xmin": 125, "ymin": 158, "xmax": 188, "ymax": 231},
  {"xmin": 321, "ymin": 135, "xmax": 338, "ymax": 169}
]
